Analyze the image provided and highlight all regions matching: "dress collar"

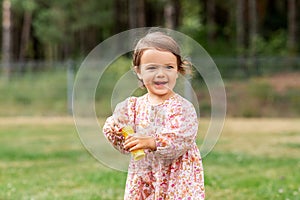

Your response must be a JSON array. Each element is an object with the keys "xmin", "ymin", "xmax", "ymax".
[{"xmin": 145, "ymin": 93, "xmax": 178, "ymax": 106}]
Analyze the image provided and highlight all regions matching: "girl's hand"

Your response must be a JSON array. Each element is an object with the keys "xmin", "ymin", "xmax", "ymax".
[
  {"xmin": 109, "ymin": 116, "xmax": 128, "ymax": 136},
  {"xmin": 124, "ymin": 135, "xmax": 156, "ymax": 152},
  {"xmin": 108, "ymin": 122, "xmax": 122, "ymax": 136}
]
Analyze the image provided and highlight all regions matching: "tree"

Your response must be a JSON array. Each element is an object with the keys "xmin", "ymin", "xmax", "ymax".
[
  {"xmin": 248, "ymin": 0, "xmax": 258, "ymax": 57},
  {"xmin": 114, "ymin": 0, "xmax": 128, "ymax": 33},
  {"xmin": 236, "ymin": 0, "xmax": 247, "ymax": 75},
  {"xmin": 2, "ymin": 0, "xmax": 12, "ymax": 78},
  {"xmin": 128, "ymin": 0, "xmax": 145, "ymax": 28},
  {"xmin": 248, "ymin": 0, "xmax": 259, "ymax": 75},
  {"xmin": 206, "ymin": 0, "xmax": 216, "ymax": 43},
  {"xmin": 0, "ymin": 0, "xmax": 297, "ymax": 65},
  {"xmin": 19, "ymin": 0, "xmax": 36, "ymax": 62},
  {"xmin": 236, "ymin": 0, "xmax": 245, "ymax": 53},
  {"xmin": 287, "ymin": 0, "xmax": 297, "ymax": 54},
  {"xmin": 31, "ymin": 0, "xmax": 114, "ymax": 60},
  {"xmin": 164, "ymin": 0, "xmax": 181, "ymax": 29}
]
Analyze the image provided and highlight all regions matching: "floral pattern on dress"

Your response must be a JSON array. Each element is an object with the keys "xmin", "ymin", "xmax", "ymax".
[{"xmin": 103, "ymin": 93, "xmax": 205, "ymax": 200}]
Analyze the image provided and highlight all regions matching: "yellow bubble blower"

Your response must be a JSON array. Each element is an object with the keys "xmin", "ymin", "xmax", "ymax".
[{"xmin": 121, "ymin": 126, "xmax": 145, "ymax": 161}]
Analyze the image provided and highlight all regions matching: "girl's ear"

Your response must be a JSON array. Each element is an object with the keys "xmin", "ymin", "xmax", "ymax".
[{"xmin": 134, "ymin": 66, "xmax": 142, "ymax": 79}]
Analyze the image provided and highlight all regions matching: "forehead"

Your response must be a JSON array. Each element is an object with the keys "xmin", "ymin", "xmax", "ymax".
[{"xmin": 140, "ymin": 49, "xmax": 177, "ymax": 65}]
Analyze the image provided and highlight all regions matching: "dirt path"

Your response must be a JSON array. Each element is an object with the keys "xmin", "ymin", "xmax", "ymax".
[{"xmin": 0, "ymin": 116, "xmax": 74, "ymax": 125}]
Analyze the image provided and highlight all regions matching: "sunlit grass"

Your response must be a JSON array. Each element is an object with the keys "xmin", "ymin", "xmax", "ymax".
[
  {"xmin": 0, "ymin": 120, "xmax": 126, "ymax": 199},
  {"xmin": 0, "ymin": 117, "xmax": 300, "ymax": 199}
]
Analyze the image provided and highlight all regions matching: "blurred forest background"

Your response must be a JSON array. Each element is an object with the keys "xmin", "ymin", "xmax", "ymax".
[{"xmin": 0, "ymin": 0, "xmax": 299, "ymax": 117}]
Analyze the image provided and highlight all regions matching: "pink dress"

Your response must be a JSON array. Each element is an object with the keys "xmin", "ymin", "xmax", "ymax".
[{"xmin": 103, "ymin": 94, "xmax": 205, "ymax": 200}]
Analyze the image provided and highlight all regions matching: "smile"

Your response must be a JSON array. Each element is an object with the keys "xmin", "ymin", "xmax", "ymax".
[{"xmin": 154, "ymin": 81, "xmax": 168, "ymax": 85}]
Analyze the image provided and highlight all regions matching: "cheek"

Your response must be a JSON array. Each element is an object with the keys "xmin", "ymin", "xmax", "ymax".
[
  {"xmin": 168, "ymin": 71, "xmax": 178, "ymax": 80},
  {"xmin": 142, "ymin": 76, "xmax": 152, "ymax": 84}
]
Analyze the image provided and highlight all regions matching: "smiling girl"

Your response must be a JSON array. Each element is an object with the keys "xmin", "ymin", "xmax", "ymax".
[{"xmin": 103, "ymin": 31, "xmax": 205, "ymax": 199}]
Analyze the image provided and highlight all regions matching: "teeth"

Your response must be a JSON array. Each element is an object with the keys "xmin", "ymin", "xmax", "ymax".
[{"xmin": 155, "ymin": 82, "xmax": 167, "ymax": 85}]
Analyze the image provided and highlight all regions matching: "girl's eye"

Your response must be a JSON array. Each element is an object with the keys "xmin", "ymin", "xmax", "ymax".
[
  {"xmin": 166, "ymin": 65, "xmax": 174, "ymax": 69},
  {"xmin": 146, "ymin": 66, "xmax": 157, "ymax": 70}
]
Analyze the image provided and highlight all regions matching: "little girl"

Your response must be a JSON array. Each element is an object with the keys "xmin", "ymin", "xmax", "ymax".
[{"xmin": 103, "ymin": 31, "xmax": 205, "ymax": 199}]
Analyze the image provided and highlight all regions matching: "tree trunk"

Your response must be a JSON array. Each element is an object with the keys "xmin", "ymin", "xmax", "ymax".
[
  {"xmin": 206, "ymin": 0, "xmax": 216, "ymax": 43},
  {"xmin": 248, "ymin": 0, "xmax": 258, "ymax": 56},
  {"xmin": 248, "ymin": 0, "xmax": 259, "ymax": 75},
  {"xmin": 128, "ymin": 0, "xmax": 145, "ymax": 28},
  {"xmin": 19, "ymin": 11, "xmax": 32, "ymax": 62},
  {"xmin": 137, "ymin": 0, "xmax": 145, "ymax": 27},
  {"xmin": 164, "ymin": 0, "xmax": 176, "ymax": 29},
  {"xmin": 236, "ymin": 0, "xmax": 245, "ymax": 53},
  {"xmin": 114, "ymin": 0, "xmax": 128, "ymax": 33},
  {"xmin": 236, "ymin": 0, "xmax": 247, "ymax": 76},
  {"xmin": 2, "ymin": 0, "xmax": 12, "ymax": 79},
  {"xmin": 287, "ymin": 0, "xmax": 297, "ymax": 54}
]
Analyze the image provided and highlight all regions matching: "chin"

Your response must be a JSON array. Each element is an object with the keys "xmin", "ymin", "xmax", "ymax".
[{"xmin": 157, "ymin": 91, "xmax": 173, "ymax": 97}]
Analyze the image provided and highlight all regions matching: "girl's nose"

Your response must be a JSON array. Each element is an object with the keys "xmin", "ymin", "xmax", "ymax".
[{"xmin": 156, "ymin": 67, "xmax": 165, "ymax": 77}]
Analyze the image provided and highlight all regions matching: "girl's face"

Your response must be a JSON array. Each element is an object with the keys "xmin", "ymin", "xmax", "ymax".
[{"xmin": 136, "ymin": 49, "xmax": 178, "ymax": 102}]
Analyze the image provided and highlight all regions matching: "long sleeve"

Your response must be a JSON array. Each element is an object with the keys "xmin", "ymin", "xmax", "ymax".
[
  {"xmin": 103, "ymin": 115, "xmax": 128, "ymax": 154},
  {"xmin": 154, "ymin": 101, "xmax": 198, "ymax": 160},
  {"xmin": 102, "ymin": 97, "xmax": 137, "ymax": 154}
]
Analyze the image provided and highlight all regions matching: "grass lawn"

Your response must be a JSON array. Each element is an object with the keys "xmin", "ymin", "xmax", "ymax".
[{"xmin": 0, "ymin": 117, "xmax": 300, "ymax": 199}]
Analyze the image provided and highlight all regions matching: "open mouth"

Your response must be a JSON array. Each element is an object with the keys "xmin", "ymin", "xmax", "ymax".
[{"xmin": 154, "ymin": 81, "xmax": 168, "ymax": 86}]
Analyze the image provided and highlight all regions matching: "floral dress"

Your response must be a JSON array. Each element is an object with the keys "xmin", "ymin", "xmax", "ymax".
[{"xmin": 103, "ymin": 93, "xmax": 205, "ymax": 200}]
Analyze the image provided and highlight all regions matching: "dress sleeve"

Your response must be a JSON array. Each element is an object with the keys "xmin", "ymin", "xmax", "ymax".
[
  {"xmin": 102, "ymin": 97, "xmax": 137, "ymax": 154},
  {"xmin": 154, "ymin": 101, "xmax": 198, "ymax": 160}
]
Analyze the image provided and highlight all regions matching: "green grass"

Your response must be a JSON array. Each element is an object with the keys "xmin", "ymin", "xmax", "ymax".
[
  {"xmin": 0, "ymin": 70, "xmax": 67, "ymax": 116},
  {"xmin": 1, "ymin": 118, "xmax": 300, "ymax": 199},
  {"xmin": 0, "ymin": 120, "xmax": 127, "ymax": 200},
  {"xmin": 204, "ymin": 152, "xmax": 300, "ymax": 199}
]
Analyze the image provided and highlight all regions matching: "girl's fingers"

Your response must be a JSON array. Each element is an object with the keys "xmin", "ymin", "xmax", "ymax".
[
  {"xmin": 109, "ymin": 123, "xmax": 115, "ymax": 131},
  {"xmin": 124, "ymin": 137, "xmax": 138, "ymax": 150},
  {"xmin": 124, "ymin": 137, "xmax": 147, "ymax": 151},
  {"xmin": 123, "ymin": 135, "xmax": 133, "ymax": 145},
  {"xmin": 124, "ymin": 142, "xmax": 138, "ymax": 151},
  {"xmin": 129, "ymin": 145, "xmax": 142, "ymax": 152},
  {"xmin": 124, "ymin": 136, "xmax": 155, "ymax": 151},
  {"xmin": 109, "ymin": 122, "xmax": 121, "ymax": 135}
]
